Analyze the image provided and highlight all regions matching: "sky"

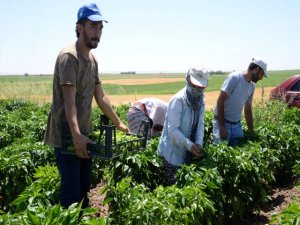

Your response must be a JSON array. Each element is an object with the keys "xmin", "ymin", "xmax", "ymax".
[{"xmin": 0, "ymin": 0, "xmax": 299, "ymax": 75}]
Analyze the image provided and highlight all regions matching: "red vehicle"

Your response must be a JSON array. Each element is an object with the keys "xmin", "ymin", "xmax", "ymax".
[{"xmin": 270, "ymin": 75, "xmax": 300, "ymax": 108}]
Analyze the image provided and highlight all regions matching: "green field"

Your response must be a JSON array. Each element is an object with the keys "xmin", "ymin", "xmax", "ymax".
[{"xmin": 0, "ymin": 70, "xmax": 299, "ymax": 99}]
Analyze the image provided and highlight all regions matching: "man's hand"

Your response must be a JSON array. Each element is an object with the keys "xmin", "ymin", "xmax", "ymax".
[
  {"xmin": 220, "ymin": 125, "xmax": 227, "ymax": 140},
  {"xmin": 116, "ymin": 122, "xmax": 129, "ymax": 133},
  {"xmin": 195, "ymin": 144, "xmax": 204, "ymax": 158},
  {"xmin": 246, "ymin": 130, "xmax": 257, "ymax": 141},
  {"xmin": 191, "ymin": 144, "xmax": 202, "ymax": 158},
  {"xmin": 73, "ymin": 134, "xmax": 94, "ymax": 159}
]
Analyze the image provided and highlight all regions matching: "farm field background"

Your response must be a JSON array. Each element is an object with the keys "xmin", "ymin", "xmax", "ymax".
[
  {"xmin": 0, "ymin": 70, "xmax": 300, "ymax": 224},
  {"xmin": 0, "ymin": 69, "xmax": 299, "ymax": 109}
]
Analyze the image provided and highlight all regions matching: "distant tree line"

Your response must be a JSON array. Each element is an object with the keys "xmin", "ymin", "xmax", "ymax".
[
  {"xmin": 210, "ymin": 70, "xmax": 227, "ymax": 75},
  {"xmin": 120, "ymin": 71, "xmax": 136, "ymax": 74}
]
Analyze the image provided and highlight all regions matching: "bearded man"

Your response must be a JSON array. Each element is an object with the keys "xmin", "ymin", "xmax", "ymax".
[
  {"xmin": 213, "ymin": 58, "xmax": 269, "ymax": 146},
  {"xmin": 44, "ymin": 3, "xmax": 128, "ymax": 208}
]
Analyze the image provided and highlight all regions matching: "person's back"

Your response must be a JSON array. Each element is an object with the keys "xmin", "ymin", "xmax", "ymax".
[{"xmin": 127, "ymin": 97, "xmax": 168, "ymax": 137}]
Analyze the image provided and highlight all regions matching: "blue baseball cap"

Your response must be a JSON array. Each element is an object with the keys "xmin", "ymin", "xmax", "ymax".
[{"xmin": 77, "ymin": 3, "xmax": 107, "ymax": 23}]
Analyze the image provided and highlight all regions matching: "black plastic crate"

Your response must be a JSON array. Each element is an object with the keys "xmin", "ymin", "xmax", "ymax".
[{"xmin": 61, "ymin": 114, "xmax": 149, "ymax": 159}]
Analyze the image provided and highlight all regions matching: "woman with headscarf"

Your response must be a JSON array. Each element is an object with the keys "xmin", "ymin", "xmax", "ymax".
[
  {"xmin": 127, "ymin": 98, "xmax": 168, "ymax": 138},
  {"xmin": 157, "ymin": 68, "xmax": 209, "ymax": 185}
]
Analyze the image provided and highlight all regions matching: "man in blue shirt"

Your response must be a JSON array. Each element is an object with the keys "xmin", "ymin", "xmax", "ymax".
[{"xmin": 213, "ymin": 58, "xmax": 269, "ymax": 146}]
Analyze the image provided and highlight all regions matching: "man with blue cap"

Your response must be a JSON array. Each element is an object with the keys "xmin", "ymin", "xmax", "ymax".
[{"xmin": 45, "ymin": 3, "xmax": 128, "ymax": 208}]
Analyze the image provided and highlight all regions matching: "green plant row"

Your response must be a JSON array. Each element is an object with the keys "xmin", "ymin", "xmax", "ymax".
[
  {"xmin": 0, "ymin": 99, "xmax": 299, "ymax": 224},
  {"xmin": 0, "ymin": 100, "xmax": 110, "ymax": 212},
  {"xmin": 0, "ymin": 100, "xmax": 55, "ymax": 210},
  {"xmin": 102, "ymin": 100, "xmax": 300, "ymax": 224},
  {"xmin": 0, "ymin": 165, "xmax": 106, "ymax": 225}
]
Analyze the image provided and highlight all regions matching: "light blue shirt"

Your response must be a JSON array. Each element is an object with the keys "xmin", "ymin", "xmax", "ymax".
[
  {"xmin": 157, "ymin": 88, "xmax": 205, "ymax": 166},
  {"xmin": 214, "ymin": 71, "xmax": 255, "ymax": 122}
]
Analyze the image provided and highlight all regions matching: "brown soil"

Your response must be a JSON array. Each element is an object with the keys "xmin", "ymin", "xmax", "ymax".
[
  {"xmin": 242, "ymin": 176, "xmax": 300, "ymax": 225},
  {"xmin": 106, "ymin": 87, "xmax": 273, "ymax": 110},
  {"xmin": 89, "ymin": 177, "xmax": 300, "ymax": 224},
  {"xmin": 1, "ymin": 76, "xmax": 273, "ymax": 110},
  {"xmin": 89, "ymin": 180, "xmax": 109, "ymax": 217},
  {"xmin": 262, "ymin": 184, "xmax": 300, "ymax": 218},
  {"xmin": 102, "ymin": 77, "xmax": 184, "ymax": 85}
]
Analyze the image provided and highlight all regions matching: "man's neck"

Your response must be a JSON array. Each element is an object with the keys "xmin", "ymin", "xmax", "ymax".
[
  {"xmin": 76, "ymin": 40, "xmax": 91, "ymax": 60},
  {"xmin": 243, "ymin": 72, "xmax": 252, "ymax": 82}
]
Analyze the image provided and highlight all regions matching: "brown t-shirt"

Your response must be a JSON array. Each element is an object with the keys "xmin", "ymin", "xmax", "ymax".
[{"xmin": 44, "ymin": 44, "xmax": 100, "ymax": 147}]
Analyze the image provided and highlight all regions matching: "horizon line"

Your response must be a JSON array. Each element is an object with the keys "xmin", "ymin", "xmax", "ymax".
[{"xmin": 1, "ymin": 68, "xmax": 300, "ymax": 76}]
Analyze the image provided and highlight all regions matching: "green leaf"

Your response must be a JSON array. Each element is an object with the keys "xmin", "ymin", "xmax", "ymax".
[
  {"xmin": 293, "ymin": 217, "xmax": 300, "ymax": 225},
  {"xmin": 99, "ymin": 185, "xmax": 109, "ymax": 195},
  {"xmin": 102, "ymin": 197, "xmax": 113, "ymax": 205},
  {"xmin": 27, "ymin": 210, "xmax": 40, "ymax": 224},
  {"xmin": 123, "ymin": 165, "xmax": 129, "ymax": 172}
]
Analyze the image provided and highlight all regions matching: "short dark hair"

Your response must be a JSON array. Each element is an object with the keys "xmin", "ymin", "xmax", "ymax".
[
  {"xmin": 248, "ymin": 62, "xmax": 262, "ymax": 71},
  {"xmin": 75, "ymin": 18, "xmax": 88, "ymax": 38}
]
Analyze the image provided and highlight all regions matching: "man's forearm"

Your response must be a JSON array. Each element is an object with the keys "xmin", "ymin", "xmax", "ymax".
[
  {"xmin": 217, "ymin": 102, "xmax": 225, "ymax": 127},
  {"xmin": 98, "ymin": 96, "xmax": 121, "ymax": 126},
  {"xmin": 216, "ymin": 91, "xmax": 227, "ymax": 126},
  {"xmin": 64, "ymin": 102, "xmax": 81, "ymax": 137},
  {"xmin": 62, "ymin": 85, "xmax": 81, "ymax": 137},
  {"xmin": 244, "ymin": 104, "xmax": 254, "ymax": 131}
]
